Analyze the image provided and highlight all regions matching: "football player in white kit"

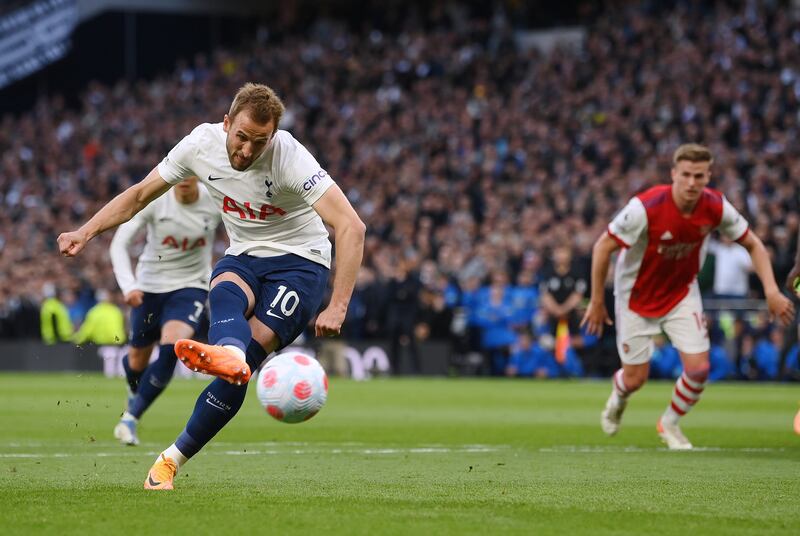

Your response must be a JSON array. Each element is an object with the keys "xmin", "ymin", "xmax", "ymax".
[
  {"xmin": 581, "ymin": 144, "xmax": 794, "ymax": 449},
  {"xmin": 58, "ymin": 83, "xmax": 366, "ymax": 489},
  {"xmin": 109, "ymin": 177, "xmax": 221, "ymax": 446}
]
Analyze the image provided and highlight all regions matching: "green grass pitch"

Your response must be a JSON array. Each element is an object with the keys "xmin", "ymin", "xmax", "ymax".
[{"xmin": 1, "ymin": 373, "xmax": 798, "ymax": 535}]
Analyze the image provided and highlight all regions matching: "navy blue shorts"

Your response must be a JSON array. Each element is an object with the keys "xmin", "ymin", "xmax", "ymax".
[
  {"xmin": 129, "ymin": 288, "xmax": 208, "ymax": 347},
  {"xmin": 211, "ymin": 253, "xmax": 330, "ymax": 350}
]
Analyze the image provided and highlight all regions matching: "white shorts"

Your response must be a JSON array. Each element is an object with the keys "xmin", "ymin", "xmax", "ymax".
[{"xmin": 615, "ymin": 285, "xmax": 709, "ymax": 365}]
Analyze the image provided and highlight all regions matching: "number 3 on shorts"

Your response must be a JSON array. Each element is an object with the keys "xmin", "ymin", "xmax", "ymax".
[{"xmin": 269, "ymin": 285, "xmax": 300, "ymax": 317}]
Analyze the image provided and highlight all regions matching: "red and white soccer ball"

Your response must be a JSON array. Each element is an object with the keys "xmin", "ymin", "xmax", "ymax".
[{"xmin": 256, "ymin": 352, "xmax": 328, "ymax": 423}]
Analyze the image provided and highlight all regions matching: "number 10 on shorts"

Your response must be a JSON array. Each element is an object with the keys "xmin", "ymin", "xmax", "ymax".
[{"xmin": 270, "ymin": 285, "xmax": 300, "ymax": 317}]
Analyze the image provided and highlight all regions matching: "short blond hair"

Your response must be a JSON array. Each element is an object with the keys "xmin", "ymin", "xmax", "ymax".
[
  {"xmin": 673, "ymin": 143, "xmax": 713, "ymax": 166},
  {"xmin": 229, "ymin": 83, "xmax": 285, "ymax": 132}
]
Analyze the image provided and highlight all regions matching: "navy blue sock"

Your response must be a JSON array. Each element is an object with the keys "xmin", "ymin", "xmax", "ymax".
[
  {"xmin": 175, "ymin": 339, "xmax": 268, "ymax": 458},
  {"xmin": 122, "ymin": 354, "xmax": 144, "ymax": 394},
  {"xmin": 129, "ymin": 344, "xmax": 178, "ymax": 419},
  {"xmin": 208, "ymin": 281, "xmax": 251, "ymax": 355}
]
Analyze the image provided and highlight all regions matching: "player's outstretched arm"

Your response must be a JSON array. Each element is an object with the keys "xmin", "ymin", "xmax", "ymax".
[
  {"xmin": 580, "ymin": 233, "xmax": 619, "ymax": 336},
  {"xmin": 739, "ymin": 231, "xmax": 795, "ymax": 325},
  {"xmin": 58, "ymin": 167, "xmax": 172, "ymax": 257},
  {"xmin": 312, "ymin": 185, "xmax": 366, "ymax": 337}
]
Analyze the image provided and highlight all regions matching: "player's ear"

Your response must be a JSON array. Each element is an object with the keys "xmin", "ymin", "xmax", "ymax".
[{"xmin": 223, "ymin": 114, "xmax": 231, "ymax": 132}]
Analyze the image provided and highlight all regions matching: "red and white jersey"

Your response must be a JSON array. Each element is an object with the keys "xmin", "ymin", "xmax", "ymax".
[
  {"xmin": 608, "ymin": 185, "xmax": 748, "ymax": 318},
  {"xmin": 157, "ymin": 123, "xmax": 335, "ymax": 268},
  {"xmin": 110, "ymin": 186, "xmax": 221, "ymax": 295}
]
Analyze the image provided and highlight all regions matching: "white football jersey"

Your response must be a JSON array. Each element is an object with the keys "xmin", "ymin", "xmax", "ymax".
[
  {"xmin": 110, "ymin": 186, "xmax": 221, "ymax": 295},
  {"xmin": 157, "ymin": 124, "xmax": 335, "ymax": 268}
]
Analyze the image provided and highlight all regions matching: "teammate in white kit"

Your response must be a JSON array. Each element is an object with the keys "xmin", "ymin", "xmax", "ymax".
[
  {"xmin": 58, "ymin": 83, "xmax": 366, "ymax": 488},
  {"xmin": 109, "ymin": 177, "xmax": 220, "ymax": 446},
  {"xmin": 581, "ymin": 144, "xmax": 794, "ymax": 449}
]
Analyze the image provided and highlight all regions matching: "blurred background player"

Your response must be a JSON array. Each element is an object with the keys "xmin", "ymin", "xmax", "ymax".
[
  {"xmin": 57, "ymin": 83, "xmax": 365, "ymax": 489},
  {"xmin": 109, "ymin": 176, "xmax": 221, "ymax": 445},
  {"xmin": 582, "ymin": 143, "xmax": 794, "ymax": 450}
]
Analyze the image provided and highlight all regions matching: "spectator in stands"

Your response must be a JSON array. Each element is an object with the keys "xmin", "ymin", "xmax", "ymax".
[
  {"xmin": 385, "ymin": 260, "xmax": 422, "ymax": 374},
  {"xmin": 709, "ymin": 344, "xmax": 734, "ymax": 382},
  {"xmin": 782, "ymin": 343, "xmax": 800, "ymax": 382},
  {"xmin": 0, "ymin": 1, "xmax": 797, "ymax": 386},
  {"xmin": 73, "ymin": 289, "xmax": 126, "ymax": 346},
  {"xmin": 539, "ymin": 246, "xmax": 587, "ymax": 342},
  {"xmin": 39, "ymin": 282, "xmax": 73, "ymax": 344},
  {"xmin": 742, "ymin": 328, "xmax": 784, "ymax": 381},
  {"xmin": 505, "ymin": 329, "xmax": 559, "ymax": 378},
  {"xmin": 473, "ymin": 270, "xmax": 517, "ymax": 375},
  {"xmin": 649, "ymin": 334, "xmax": 681, "ymax": 380}
]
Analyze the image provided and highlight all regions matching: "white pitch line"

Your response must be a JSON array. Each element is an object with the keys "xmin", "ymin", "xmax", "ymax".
[
  {"xmin": 537, "ymin": 445, "xmax": 788, "ymax": 453},
  {"xmin": 0, "ymin": 445, "xmax": 505, "ymax": 459}
]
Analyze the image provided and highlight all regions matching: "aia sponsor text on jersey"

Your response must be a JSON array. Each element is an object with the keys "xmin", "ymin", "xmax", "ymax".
[
  {"xmin": 222, "ymin": 196, "xmax": 287, "ymax": 220},
  {"xmin": 162, "ymin": 236, "xmax": 207, "ymax": 251}
]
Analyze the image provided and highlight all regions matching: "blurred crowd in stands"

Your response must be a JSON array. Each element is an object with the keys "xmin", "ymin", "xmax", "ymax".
[{"xmin": 2, "ymin": 1, "xmax": 800, "ymax": 380}]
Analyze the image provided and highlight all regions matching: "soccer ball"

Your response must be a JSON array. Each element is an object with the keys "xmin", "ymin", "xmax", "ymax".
[{"xmin": 256, "ymin": 352, "xmax": 328, "ymax": 423}]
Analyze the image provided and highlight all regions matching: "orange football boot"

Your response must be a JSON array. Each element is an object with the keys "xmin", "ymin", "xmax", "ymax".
[
  {"xmin": 794, "ymin": 408, "xmax": 800, "ymax": 436},
  {"xmin": 174, "ymin": 339, "xmax": 251, "ymax": 385},
  {"xmin": 143, "ymin": 454, "xmax": 178, "ymax": 490}
]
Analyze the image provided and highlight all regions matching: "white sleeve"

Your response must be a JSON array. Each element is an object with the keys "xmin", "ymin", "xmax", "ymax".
[
  {"xmin": 157, "ymin": 130, "xmax": 199, "ymax": 185},
  {"xmin": 283, "ymin": 142, "xmax": 335, "ymax": 205},
  {"xmin": 717, "ymin": 196, "xmax": 749, "ymax": 241},
  {"xmin": 109, "ymin": 207, "xmax": 150, "ymax": 295},
  {"xmin": 607, "ymin": 197, "xmax": 647, "ymax": 248}
]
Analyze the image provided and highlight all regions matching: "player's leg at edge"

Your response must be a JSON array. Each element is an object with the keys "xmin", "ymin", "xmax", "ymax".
[
  {"xmin": 794, "ymin": 407, "xmax": 800, "ymax": 436},
  {"xmin": 174, "ymin": 274, "xmax": 256, "ymax": 385},
  {"xmin": 601, "ymin": 363, "xmax": 648, "ymax": 436},
  {"xmin": 657, "ymin": 351, "xmax": 709, "ymax": 450}
]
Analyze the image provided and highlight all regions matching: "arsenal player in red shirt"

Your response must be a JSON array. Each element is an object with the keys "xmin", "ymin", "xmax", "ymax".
[{"xmin": 582, "ymin": 144, "xmax": 794, "ymax": 449}]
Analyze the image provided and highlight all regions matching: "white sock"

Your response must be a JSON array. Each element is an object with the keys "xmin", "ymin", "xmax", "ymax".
[
  {"xmin": 662, "ymin": 406, "xmax": 681, "ymax": 425},
  {"xmin": 160, "ymin": 444, "xmax": 189, "ymax": 468},
  {"xmin": 121, "ymin": 411, "xmax": 138, "ymax": 422},
  {"xmin": 223, "ymin": 344, "xmax": 247, "ymax": 363}
]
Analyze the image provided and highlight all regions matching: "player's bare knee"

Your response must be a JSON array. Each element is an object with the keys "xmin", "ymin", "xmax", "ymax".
[
  {"xmin": 621, "ymin": 364, "xmax": 649, "ymax": 391},
  {"xmin": 685, "ymin": 362, "xmax": 710, "ymax": 383},
  {"xmin": 623, "ymin": 371, "xmax": 648, "ymax": 391},
  {"xmin": 160, "ymin": 320, "xmax": 195, "ymax": 345},
  {"xmin": 211, "ymin": 272, "xmax": 256, "ymax": 316},
  {"xmin": 249, "ymin": 316, "xmax": 280, "ymax": 354}
]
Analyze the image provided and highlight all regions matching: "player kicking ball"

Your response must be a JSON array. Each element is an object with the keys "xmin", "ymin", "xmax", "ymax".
[
  {"xmin": 58, "ymin": 83, "xmax": 365, "ymax": 489},
  {"xmin": 109, "ymin": 177, "xmax": 220, "ymax": 445},
  {"xmin": 581, "ymin": 144, "xmax": 794, "ymax": 450}
]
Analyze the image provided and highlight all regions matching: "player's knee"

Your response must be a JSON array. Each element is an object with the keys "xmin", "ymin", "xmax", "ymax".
[
  {"xmin": 128, "ymin": 346, "xmax": 153, "ymax": 370},
  {"xmin": 159, "ymin": 320, "xmax": 194, "ymax": 345},
  {"xmin": 622, "ymin": 367, "xmax": 649, "ymax": 391},
  {"xmin": 685, "ymin": 363, "xmax": 709, "ymax": 383}
]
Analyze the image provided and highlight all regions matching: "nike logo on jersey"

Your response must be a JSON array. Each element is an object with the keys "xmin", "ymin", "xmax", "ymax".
[
  {"xmin": 266, "ymin": 309, "xmax": 284, "ymax": 320},
  {"xmin": 208, "ymin": 175, "xmax": 227, "ymax": 181},
  {"xmin": 660, "ymin": 231, "xmax": 674, "ymax": 240}
]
